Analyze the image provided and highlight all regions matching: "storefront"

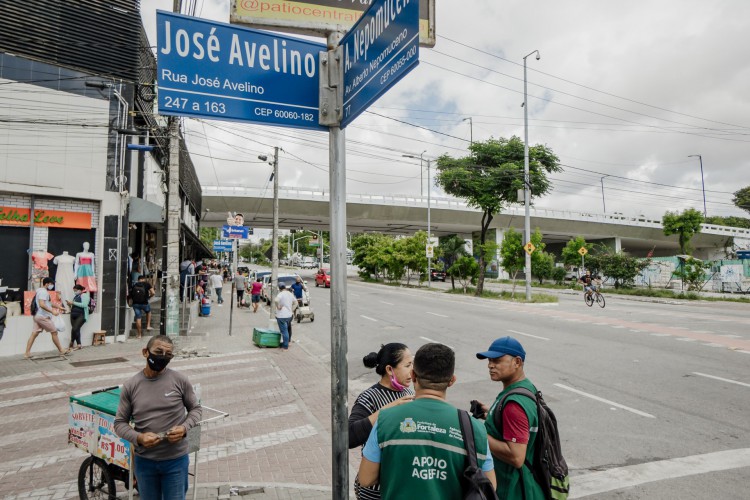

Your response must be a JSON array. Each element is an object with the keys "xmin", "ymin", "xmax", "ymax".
[{"xmin": 0, "ymin": 193, "xmax": 103, "ymax": 356}]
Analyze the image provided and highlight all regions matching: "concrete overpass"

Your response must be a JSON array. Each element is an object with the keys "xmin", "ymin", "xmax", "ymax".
[{"xmin": 201, "ymin": 186, "xmax": 750, "ymax": 258}]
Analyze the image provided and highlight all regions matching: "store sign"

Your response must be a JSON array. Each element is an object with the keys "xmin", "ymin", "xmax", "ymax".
[
  {"xmin": 230, "ymin": 0, "xmax": 436, "ymax": 47},
  {"xmin": 0, "ymin": 206, "xmax": 92, "ymax": 229}
]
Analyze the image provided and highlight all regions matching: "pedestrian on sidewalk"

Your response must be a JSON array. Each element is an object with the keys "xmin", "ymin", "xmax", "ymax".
[
  {"xmin": 24, "ymin": 277, "xmax": 69, "ymax": 359},
  {"xmin": 209, "ymin": 272, "xmax": 224, "ymax": 305},
  {"xmin": 349, "ymin": 343, "xmax": 415, "ymax": 499},
  {"xmin": 129, "ymin": 275, "xmax": 154, "ymax": 339},
  {"xmin": 114, "ymin": 335, "xmax": 202, "ymax": 500},
  {"xmin": 357, "ymin": 343, "xmax": 496, "ymax": 499},
  {"xmin": 274, "ymin": 283, "xmax": 295, "ymax": 350},
  {"xmin": 290, "ymin": 276, "xmax": 307, "ymax": 308},
  {"xmin": 67, "ymin": 284, "xmax": 89, "ymax": 350},
  {"xmin": 235, "ymin": 270, "xmax": 247, "ymax": 308},
  {"xmin": 250, "ymin": 278, "xmax": 263, "ymax": 313}
]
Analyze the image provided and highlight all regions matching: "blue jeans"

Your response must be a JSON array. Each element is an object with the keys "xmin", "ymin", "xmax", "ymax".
[
  {"xmin": 134, "ymin": 454, "xmax": 189, "ymax": 500},
  {"xmin": 276, "ymin": 317, "xmax": 292, "ymax": 348},
  {"xmin": 214, "ymin": 287, "xmax": 223, "ymax": 303}
]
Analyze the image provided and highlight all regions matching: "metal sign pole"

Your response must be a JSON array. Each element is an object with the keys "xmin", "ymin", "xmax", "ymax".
[{"xmin": 325, "ymin": 30, "xmax": 349, "ymax": 500}]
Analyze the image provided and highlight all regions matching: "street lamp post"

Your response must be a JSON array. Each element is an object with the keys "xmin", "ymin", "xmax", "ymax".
[
  {"xmin": 259, "ymin": 148, "xmax": 280, "ymax": 321},
  {"xmin": 600, "ymin": 175, "xmax": 609, "ymax": 213},
  {"xmin": 403, "ymin": 153, "xmax": 432, "ymax": 288},
  {"xmin": 688, "ymin": 155, "xmax": 707, "ymax": 217},
  {"xmin": 462, "ymin": 117, "xmax": 473, "ymax": 145},
  {"xmin": 523, "ymin": 49, "xmax": 540, "ymax": 302}
]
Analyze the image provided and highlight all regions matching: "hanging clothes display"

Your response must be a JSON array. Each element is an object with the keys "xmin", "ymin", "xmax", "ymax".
[
  {"xmin": 31, "ymin": 250, "xmax": 54, "ymax": 290},
  {"xmin": 74, "ymin": 243, "xmax": 98, "ymax": 292},
  {"xmin": 53, "ymin": 251, "xmax": 76, "ymax": 305}
]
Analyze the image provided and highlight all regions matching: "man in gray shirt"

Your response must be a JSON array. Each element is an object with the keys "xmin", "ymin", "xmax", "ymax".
[
  {"xmin": 234, "ymin": 270, "xmax": 248, "ymax": 307},
  {"xmin": 115, "ymin": 335, "xmax": 201, "ymax": 499}
]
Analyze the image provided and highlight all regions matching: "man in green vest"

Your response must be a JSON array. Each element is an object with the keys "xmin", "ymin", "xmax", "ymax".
[
  {"xmin": 476, "ymin": 337, "xmax": 545, "ymax": 500},
  {"xmin": 358, "ymin": 343, "xmax": 497, "ymax": 499}
]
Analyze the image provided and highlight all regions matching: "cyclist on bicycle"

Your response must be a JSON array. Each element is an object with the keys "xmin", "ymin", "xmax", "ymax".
[{"xmin": 579, "ymin": 270, "xmax": 596, "ymax": 296}]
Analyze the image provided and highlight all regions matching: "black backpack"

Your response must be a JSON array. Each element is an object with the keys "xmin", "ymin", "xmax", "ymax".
[
  {"xmin": 87, "ymin": 292, "xmax": 96, "ymax": 314},
  {"xmin": 30, "ymin": 296, "xmax": 39, "ymax": 315},
  {"xmin": 494, "ymin": 388, "xmax": 570, "ymax": 500},
  {"xmin": 457, "ymin": 409, "xmax": 498, "ymax": 500},
  {"xmin": 130, "ymin": 283, "xmax": 148, "ymax": 304}
]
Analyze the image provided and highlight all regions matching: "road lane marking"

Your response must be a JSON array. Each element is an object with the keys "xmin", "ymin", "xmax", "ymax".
[
  {"xmin": 629, "ymin": 329, "xmax": 642, "ymax": 333},
  {"xmin": 692, "ymin": 372, "xmax": 750, "ymax": 389},
  {"xmin": 553, "ymin": 383, "xmax": 655, "ymax": 418},
  {"xmin": 360, "ymin": 315, "xmax": 378, "ymax": 322},
  {"xmin": 676, "ymin": 338, "xmax": 697, "ymax": 342},
  {"xmin": 702, "ymin": 343, "xmax": 724, "ymax": 348},
  {"xmin": 426, "ymin": 311, "xmax": 449, "ymax": 318},
  {"xmin": 419, "ymin": 336, "xmax": 455, "ymax": 350},
  {"xmin": 380, "ymin": 301, "xmax": 394, "ymax": 305},
  {"xmin": 508, "ymin": 329, "xmax": 550, "ymax": 341},
  {"xmin": 570, "ymin": 448, "xmax": 750, "ymax": 499},
  {"xmin": 610, "ymin": 325, "xmax": 625, "ymax": 329},
  {"xmin": 650, "ymin": 333, "xmax": 670, "ymax": 337}
]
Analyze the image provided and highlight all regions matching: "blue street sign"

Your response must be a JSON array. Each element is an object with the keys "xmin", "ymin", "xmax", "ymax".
[
  {"xmin": 222, "ymin": 225, "xmax": 249, "ymax": 239},
  {"xmin": 340, "ymin": 0, "xmax": 419, "ymax": 128},
  {"xmin": 737, "ymin": 250, "xmax": 750, "ymax": 260},
  {"xmin": 213, "ymin": 239, "xmax": 234, "ymax": 252},
  {"xmin": 156, "ymin": 11, "xmax": 326, "ymax": 130}
]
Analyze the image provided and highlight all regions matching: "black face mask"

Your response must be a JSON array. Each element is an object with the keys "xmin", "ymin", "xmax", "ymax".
[{"xmin": 147, "ymin": 352, "xmax": 171, "ymax": 372}]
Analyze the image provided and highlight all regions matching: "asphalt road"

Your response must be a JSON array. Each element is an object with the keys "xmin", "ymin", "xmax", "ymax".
[{"xmin": 278, "ymin": 268, "xmax": 750, "ymax": 499}]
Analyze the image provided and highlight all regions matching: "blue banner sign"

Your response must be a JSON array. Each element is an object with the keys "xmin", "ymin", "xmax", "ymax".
[
  {"xmin": 340, "ymin": 0, "xmax": 419, "ymax": 128},
  {"xmin": 737, "ymin": 250, "xmax": 750, "ymax": 260},
  {"xmin": 222, "ymin": 225, "xmax": 249, "ymax": 239},
  {"xmin": 156, "ymin": 11, "xmax": 326, "ymax": 130},
  {"xmin": 213, "ymin": 239, "xmax": 234, "ymax": 252}
]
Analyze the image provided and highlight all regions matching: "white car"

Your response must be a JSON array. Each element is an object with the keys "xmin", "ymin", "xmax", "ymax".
[{"xmin": 261, "ymin": 274, "xmax": 306, "ymax": 304}]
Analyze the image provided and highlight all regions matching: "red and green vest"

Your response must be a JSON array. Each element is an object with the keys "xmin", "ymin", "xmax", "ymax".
[
  {"xmin": 376, "ymin": 398, "xmax": 491, "ymax": 500},
  {"xmin": 485, "ymin": 378, "xmax": 545, "ymax": 500}
]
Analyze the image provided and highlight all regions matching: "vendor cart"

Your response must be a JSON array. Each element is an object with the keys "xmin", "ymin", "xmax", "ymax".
[{"xmin": 69, "ymin": 385, "xmax": 227, "ymax": 500}]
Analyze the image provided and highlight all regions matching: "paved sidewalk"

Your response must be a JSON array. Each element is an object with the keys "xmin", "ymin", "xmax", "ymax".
[{"xmin": 0, "ymin": 295, "xmax": 340, "ymax": 499}]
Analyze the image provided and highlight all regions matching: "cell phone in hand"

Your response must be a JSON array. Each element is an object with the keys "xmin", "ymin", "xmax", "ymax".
[
  {"xmin": 469, "ymin": 400, "xmax": 485, "ymax": 419},
  {"xmin": 155, "ymin": 431, "xmax": 167, "ymax": 439}
]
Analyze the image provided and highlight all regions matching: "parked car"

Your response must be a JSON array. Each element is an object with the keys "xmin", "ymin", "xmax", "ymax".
[
  {"xmin": 262, "ymin": 273, "xmax": 301, "ymax": 304},
  {"xmin": 429, "ymin": 268, "xmax": 446, "ymax": 282},
  {"xmin": 300, "ymin": 256, "xmax": 316, "ymax": 269},
  {"xmin": 315, "ymin": 268, "xmax": 331, "ymax": 288}
]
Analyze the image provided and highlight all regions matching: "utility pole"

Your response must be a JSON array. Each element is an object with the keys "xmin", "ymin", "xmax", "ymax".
[
  {"xmin": 270, "ymin": 148, "xmax": 280, "ymax": 321},
  {"xmin": 427, "ymin": 158, "xmax": 432, "ymax": 289},
  {"xmin": 523, "ymin": 49, "xmax": 540, "ymax": 302},
  {"xmin": 165, "ymin": 116, "xmax": 181, "ymax": 336}
]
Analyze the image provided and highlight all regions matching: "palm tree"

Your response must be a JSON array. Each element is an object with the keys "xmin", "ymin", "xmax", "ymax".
[{"xmin": 439, "ymin": 235, "xmax": 469, "ymax": 290}]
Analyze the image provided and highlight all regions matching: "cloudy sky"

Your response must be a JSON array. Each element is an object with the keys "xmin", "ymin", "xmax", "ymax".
[{"xmin": 142, "ymin": 0, "xmax": 750, "ymax": 220}]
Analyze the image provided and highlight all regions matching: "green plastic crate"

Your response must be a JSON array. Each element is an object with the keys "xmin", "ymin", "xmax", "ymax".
[{"xmin": 253, "ymin": 327, "xmax": 281, "ymax": 348}]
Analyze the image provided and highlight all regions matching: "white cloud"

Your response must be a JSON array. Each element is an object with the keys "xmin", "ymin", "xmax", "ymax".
[{"xmin": 143, "ymin": 0, "xmax": 750, "ymax": 220}]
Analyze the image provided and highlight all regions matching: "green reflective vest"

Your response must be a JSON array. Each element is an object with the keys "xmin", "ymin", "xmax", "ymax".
[
  {"xmin": 376, "ymin": 398, "xmax": 491, "ymax": 500},
  {"xmin": 485, "ymin": 378, "xmax": 545, "ymax": 500}
]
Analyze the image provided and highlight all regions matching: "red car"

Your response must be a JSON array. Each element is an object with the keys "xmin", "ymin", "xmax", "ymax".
[{"xmin": 315, "ymin": 269, "xmax": 331, "ymax": 288}]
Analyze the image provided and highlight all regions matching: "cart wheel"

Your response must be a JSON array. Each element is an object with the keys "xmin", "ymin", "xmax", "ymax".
[
  {"xmin": 78, "ymin": 456, "xmax": 116, "ymax": 500},
  {"xmin": 297, "ymin": 313, "xmax": 302, "ymax": 323},
  {"xmin": 310, "ymin": 314, "xmax": 315, "ymax": 322}
]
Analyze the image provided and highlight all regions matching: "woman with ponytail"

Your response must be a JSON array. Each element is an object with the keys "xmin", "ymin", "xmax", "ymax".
[{"xmin": 349, "ymin": 343, "xmax": 414, "ymax": 499}]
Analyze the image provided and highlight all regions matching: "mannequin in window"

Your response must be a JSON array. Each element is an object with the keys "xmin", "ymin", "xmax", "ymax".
[
  {"xmin": 53, "ymin": 251, "xmax": 76, "ymax": 306},
  {"xmin": 75, "ymin": 242, "xmax": 98, "ymax": 292},
  {"xmin": 31, "ymin": 248, "xmax": 54, "ymax": 289}
]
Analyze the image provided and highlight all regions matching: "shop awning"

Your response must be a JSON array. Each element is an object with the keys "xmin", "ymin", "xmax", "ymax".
[
  {"xmin": 183, "ymin": 225, "xmax": 214, "ymax": 260},
  {"xmin": 129, "ymin": 197, "xmax": 164, "ymax": 223}
]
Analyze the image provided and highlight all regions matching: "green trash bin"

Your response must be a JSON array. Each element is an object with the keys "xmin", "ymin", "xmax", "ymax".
[{"xmin": 253, "ymin": 327, "xmax": 281, "ymax": 348}]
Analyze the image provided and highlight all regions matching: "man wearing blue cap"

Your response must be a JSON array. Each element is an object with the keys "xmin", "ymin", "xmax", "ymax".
[{"xmin": 475, "ymin": 337, "xmax": 544, "ymax": 500}]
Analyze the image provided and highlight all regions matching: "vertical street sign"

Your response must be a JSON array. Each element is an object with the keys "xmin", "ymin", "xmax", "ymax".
[
  {"xmin": 156, "ymin": 11, "xmax": 326, "ymax": 130},
  {"xmin": 339, "ymin": 0, "xmax": 420, "ymax": 127}
]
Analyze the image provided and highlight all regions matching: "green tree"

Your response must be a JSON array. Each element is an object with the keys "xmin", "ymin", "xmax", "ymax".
[
  {"xmin": 704, "ymin": 215, "xmax": 750, "ymax": 229},
  {"xmin": 533, "ymin": 252, "xmax": 555, "ymax": 284},
  {"xmin": 199, "ymin": 227, "xmax": 220, "ymax": 253},
  {"xmin": 499, "ymin": 228, "xmax": 525, "ymax": 296},
  {"xmin": 435, "ymin": 136, "xmax": 561, "ymax": 296},
  {"xmin": 448, "ymin": 255, "xmax": 479, "ymax": 294},
  {"xmin": 438, "ymin": 235, "xmax": 468, "ymax": 290},
  {"xmin": 561, "ymin": 236, "xmax": 591, "ymax": 268},
  {"xmin": 733, "ymin": 186, "xmax": 750, "ymax": 215},
  {"xmin": 398, "ymin": 231, "xmax": 429, "ymax": 285},
  {"xmin": 595, "ymin": 251, "xmax": 651, "ymax": 289},
  {"xmin": 662, "ymin": 208, "xmax": 704, "ymax": 255},
  {"xmin": 674, "ymin": 257, "xmax": 709, "ymax": 291},
  {"xmin": 351, "ymin": 233, "xmax": 391, "ymax": 279}
]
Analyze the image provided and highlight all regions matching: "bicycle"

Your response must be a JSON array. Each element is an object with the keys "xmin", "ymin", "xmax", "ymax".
[{"xmin": 583, "ymin": 287, "xmax": 605, "ymax": 308}]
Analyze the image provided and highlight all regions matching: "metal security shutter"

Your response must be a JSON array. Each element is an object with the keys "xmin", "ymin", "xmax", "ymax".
[{"xmin": 0, "ymin": 0, "xmax": 141, "ymax": 82}]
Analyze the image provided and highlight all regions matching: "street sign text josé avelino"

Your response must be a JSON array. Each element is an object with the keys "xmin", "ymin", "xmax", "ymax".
[
  {"xmin": 340, "ymin": 0, "xmax": 419, "ymax": 127},
  {"xmin": 156, "ymin": 11, "xmax": 325, "ymax": 130}
]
